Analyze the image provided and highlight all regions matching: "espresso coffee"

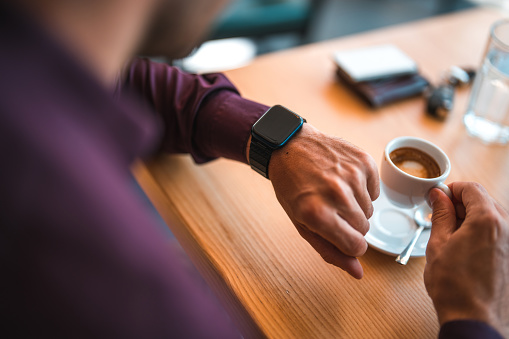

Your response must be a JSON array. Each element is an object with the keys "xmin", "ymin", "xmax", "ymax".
[{"xmin": 389, "ymin": 147, "xmax": 441, "ymax": 179}]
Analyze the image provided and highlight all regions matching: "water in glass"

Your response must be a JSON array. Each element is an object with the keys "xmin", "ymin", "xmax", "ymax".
[{"xmin": 464, "ymin": 20, "xmax": 509, "ymax": 145}]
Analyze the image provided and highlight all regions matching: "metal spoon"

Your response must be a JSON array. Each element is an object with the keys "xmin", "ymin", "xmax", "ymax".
[{"xmin": 395, "ymin": 207, "xmax": 433, "ymax": 265}]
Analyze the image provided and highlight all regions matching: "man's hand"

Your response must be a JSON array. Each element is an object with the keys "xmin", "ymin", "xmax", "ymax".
[
  {"xmin": 424, "ymin": 182, "xmax": 509, "ymax": 334},
  {"xmin": 268, "ymin": 124, "xmax": 379, "ymax": 279}
]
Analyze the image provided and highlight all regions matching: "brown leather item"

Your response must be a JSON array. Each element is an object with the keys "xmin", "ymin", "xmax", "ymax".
[{"xmin": 336, "ymin": 67, "xmax": 430, "ymax": 108}]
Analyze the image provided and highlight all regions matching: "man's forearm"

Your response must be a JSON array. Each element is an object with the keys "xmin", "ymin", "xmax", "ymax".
[{"xmin": 123, "ymin": 57, "xmax": 267, "ymax": 164}]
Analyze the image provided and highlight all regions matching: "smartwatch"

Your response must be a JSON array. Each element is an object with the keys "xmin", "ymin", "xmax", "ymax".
[{"xmin": 249, "ymin": 105, "xmax": 306, "ymax": 178}]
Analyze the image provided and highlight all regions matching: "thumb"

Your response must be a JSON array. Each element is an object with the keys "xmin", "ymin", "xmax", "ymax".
[{"xmin": 427, "ymin": 188, "xmax": 457, "ymax": 261}]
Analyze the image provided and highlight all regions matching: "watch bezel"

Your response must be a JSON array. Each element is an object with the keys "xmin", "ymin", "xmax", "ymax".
[{"xmin": 251, "ymin": 105, "xmax": 305, "ymax": 148}]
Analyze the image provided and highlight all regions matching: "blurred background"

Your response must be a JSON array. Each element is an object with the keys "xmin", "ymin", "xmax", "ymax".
[{"xmin": 174, "ymin": 0, "xmax": 509, "ymax": 73}]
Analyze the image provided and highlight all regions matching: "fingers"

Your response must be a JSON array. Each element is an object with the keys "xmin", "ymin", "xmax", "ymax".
[
  {"xmin": 337, "ymin": 199, "xmax": 370, "ymax": 236},
  {"xmin": 494, "ymin": 200, "xmax": 509, "ymax": 219},
  {"xmin": 453, "ymin": 201, "xmax": 466, "ymax": 220},
  {"xmin": 328, "ymin": 179, "xmax": 371, "ymax": 234},
  {"xmin": 448, "ymin": 182, "xmax": 507, "ymax": 239},
  {"xmin": 427, "ymin": 188, "xmax": 457, "ymax": 262},
  {"xmin": 363, "ymin": 153, "xmax": 380, "ymax": 202},
  {"xmin": 296, "ymin": 225, "xmax": 364, "ymax": 279},
  {"xmin": 327, "ymin": 157, "xmax": 377, "ymax": 221},
  {"xmin": 429, "ymin": 181, "xmax": 507, "ymax": 257},
  {"xmin": 450, "ymin": 182, "xmax": 494, "ymax": 215},
  {"xmin": 298, "ymin": 200, "xmax": 368, "ymax": 258},
  {"xmin": 342, "ymin": 168, "xmax": 375, "ymax": 220},
  {"xmin": 352, "ymin": 186, "xmax": 374, "ymax": 220}
]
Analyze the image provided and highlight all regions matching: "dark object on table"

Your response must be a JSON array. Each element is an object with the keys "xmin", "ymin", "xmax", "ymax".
[
  {"xmin": 425, "ymin": 66, "xmax": 476, "ymax": 120},
  {"xmin": 425, "ymin": 84, "xmax": 455, "ymax": 120},
  {"xmin": 335, "ymin": 67, "xmax": 430, "ymax": 108}
]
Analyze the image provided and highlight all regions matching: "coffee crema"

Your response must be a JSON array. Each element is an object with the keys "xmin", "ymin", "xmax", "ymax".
[{"xmin": 389, "ymin": 147, "xmax": 441, "ymax": 179}]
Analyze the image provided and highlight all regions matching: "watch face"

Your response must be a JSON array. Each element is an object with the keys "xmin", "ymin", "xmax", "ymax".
[{"xmin": 252, "ymin": 105, "xmax": 304, "ymax": 147}]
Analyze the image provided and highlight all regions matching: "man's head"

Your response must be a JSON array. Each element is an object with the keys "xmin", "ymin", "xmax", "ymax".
[
  {"xmin": 16, "ymin": 0, "xmax": 231, "ymax": 83},
  {"xmin": 140, "ymin": 0, "xmax": 231, "ymax": 58}
]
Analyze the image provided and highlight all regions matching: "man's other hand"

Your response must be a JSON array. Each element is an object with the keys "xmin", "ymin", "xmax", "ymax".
[
  {"xmin": 268, "ymin": 124, "xmax": 380, "ymax": 279},
  {"xmin": 424, "ymin": 182, "xmax": 509, "ymax": 334}
]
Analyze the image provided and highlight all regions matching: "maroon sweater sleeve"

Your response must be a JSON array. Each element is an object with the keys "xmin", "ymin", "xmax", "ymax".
[
  {"xmin": 123, "ymin": 58, "xmax": 268, "ymax": 164},
  {"xmin": 0, "ymin": 3, "xmax": 246, "ymax": 338},
  {"xmin": 439, "ymin": 320, "xmax": 504, "ymax": 339}
]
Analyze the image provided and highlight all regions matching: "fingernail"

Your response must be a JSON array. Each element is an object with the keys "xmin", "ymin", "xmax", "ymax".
[{"xmin": 429, "ymin": 189, "xmax": 439, "ymax": 206}]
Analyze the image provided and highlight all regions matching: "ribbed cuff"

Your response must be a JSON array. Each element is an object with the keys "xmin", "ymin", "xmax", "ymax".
[{"xmin": 439, "ymin": 320, "xmax": 503, "ymax": 339}]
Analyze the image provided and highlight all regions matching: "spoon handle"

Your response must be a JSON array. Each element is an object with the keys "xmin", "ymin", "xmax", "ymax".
[{"xmin": 395, "ymin": 225, "xmax": 425, "ymax": 265}]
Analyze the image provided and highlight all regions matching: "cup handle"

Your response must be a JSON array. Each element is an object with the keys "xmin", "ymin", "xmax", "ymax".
[{"xmin": 426, "ymin": 183, "xmax": 452, "ymax": 207}]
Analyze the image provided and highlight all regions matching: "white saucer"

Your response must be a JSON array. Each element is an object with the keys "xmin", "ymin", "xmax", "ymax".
[{"xmin": 365, "ymin": 187, "xmax": 430, "ymax": 257}]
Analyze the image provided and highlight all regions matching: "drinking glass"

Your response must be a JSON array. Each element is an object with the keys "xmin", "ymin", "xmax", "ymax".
[{"xmin": 464, "ymin": 19, "xmax": 509, "ymax": 145}]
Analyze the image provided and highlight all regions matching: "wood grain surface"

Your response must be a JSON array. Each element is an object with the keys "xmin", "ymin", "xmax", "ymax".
[{"xmin": 134, "ymin": 8, "xmax": 509, "ymax": 339}]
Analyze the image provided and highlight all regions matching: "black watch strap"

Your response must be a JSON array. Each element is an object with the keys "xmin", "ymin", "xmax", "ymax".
[
  {"xmin": 249, "ymin": 105, "xmax": 306, "ymax": 179},
  {"xmin": 249, "ymin": 138, "xmax": 273, "ymax": 179}
]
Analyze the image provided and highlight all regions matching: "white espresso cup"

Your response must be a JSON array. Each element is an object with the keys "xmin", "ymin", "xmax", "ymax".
[{"xmin": 380, "ymin": 136, "xmax": 452, "ymax": 209}]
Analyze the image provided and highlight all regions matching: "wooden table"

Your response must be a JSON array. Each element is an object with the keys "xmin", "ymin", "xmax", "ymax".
[{"xmin": 135, "ymin": 8, "xmax": 509, "ymax": 338}]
